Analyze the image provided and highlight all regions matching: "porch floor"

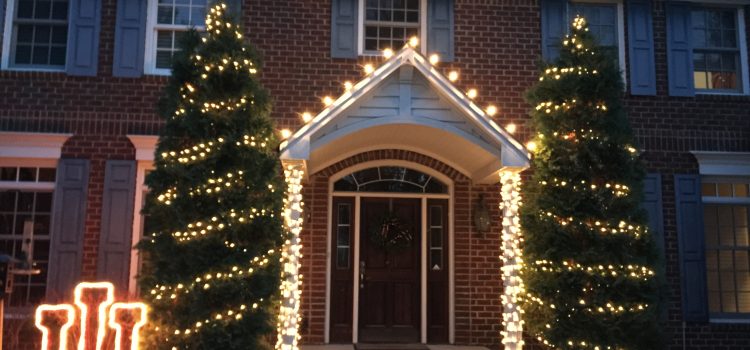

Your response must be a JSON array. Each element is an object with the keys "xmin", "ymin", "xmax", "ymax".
[{"xmin": 301, "ymin": 345, "xmax": 489, "ymax": 350}]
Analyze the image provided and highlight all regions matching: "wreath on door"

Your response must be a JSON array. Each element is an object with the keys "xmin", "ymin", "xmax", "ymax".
[{"xmin": 369, "ymin": 212, "xmax": 413, "ymax": 253}]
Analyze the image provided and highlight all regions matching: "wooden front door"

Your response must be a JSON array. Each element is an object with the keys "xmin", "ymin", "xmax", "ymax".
[{"xmin": 359, "ymin": 198, "xmax": 421, "ymax": 343}]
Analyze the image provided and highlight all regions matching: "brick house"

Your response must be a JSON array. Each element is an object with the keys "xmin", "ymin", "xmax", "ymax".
[{"xmin": 0, "ymin": 0, "xmax": 749, "ymax": 349}]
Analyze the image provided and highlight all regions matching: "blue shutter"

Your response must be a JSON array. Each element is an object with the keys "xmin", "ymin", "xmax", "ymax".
[
  {"xmin": 666, "ymin": 2, "xmax": 695, "ymax": 97},
  {"xmin": 1, "ymin": 0, "xmax": 5, "ymax": 54},
  {"xmin": 331, "ymin": 0, "xmax": 358, "ymax": 59},
  {"xmin": 48, "ymin": 159, "xmax": 90, "ymax": 302},
  {"xmin": 113, "ymin": 0, "xmax": 147, "ymax": 77},
  {"xmin": 66, "ymin": 0, "xmax": 102, "ymax": 76},
  {"xmin": 225, "ymin": 0, "xmax": 242, "ymax": 23},
  {"xmin": 97, "ymin": 161, "xmax": 137, "ymax": 294},
  {"xmin": 540, "ymin": 0, "xmax": 567, "ymax": 61},
  {"xmin": 642, "ymin": 173, "xmax": 666, "ymax": 319},
  {"xmin": 427, "ymin": 0, "xmax": 454, "ymax": 62},
  {"xmin": 674, "ymin": 174, "xmax": 708, "ymax": 322},
  {"xmin": 627, "ymin": 0, "xmax": 657, "ymax": 95}
]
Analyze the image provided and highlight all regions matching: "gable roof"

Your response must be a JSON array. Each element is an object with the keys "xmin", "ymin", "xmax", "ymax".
[{"xmin": 280, "ymin": 46, "xmax": 530, "ymax": 181}]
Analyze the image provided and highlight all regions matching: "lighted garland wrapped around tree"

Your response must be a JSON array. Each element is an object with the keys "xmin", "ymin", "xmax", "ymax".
[
  {"xmin": 519, "ymin": 17, "xmax": 662, "ymax": 349},
  {"xmin": 137, "ymin": 4, "xmax": 285, "ymax": 349}
]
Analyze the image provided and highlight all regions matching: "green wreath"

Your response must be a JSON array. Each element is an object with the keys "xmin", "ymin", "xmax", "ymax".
[{"xmin": 369, "ymin": 212, "xmax": 413, "ymax": 253}]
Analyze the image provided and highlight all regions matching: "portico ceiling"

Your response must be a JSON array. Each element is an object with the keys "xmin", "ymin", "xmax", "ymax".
[{"xmin": 280, "ymin": 47, "xmax": 530, "ymax": 183}]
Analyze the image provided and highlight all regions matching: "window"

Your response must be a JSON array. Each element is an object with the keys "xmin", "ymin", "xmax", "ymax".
[
  {"xmin": 334, "ymin": 166, "xmax": 447, "ymax": 194},
  {"xmin": 568, "ymin": 1, "xmax": 626, "ymax": 80},
  {"xmin": 360, "ymin": 0, "xmax": 425, "ymax": 55},
  {"xmin": 336, "ymin": 203, "xmax": 352, "ymax": 269},
  {"xmin": 145, "ymin": 0, "xmax": 207, "ymax": 74},
  {"xmin": 3, "ymin": 0, "xmax": 69, "ymax": 69},
  {"xmin": 702, "ymin": 178, "xmax": 750, "ymax": 316},
  {"xmin": 429, "ymin": 205, "xmax": 444, "ymax": 271},
  {"xmin": 0, "ymin": 165, "xmax": 56, "ymax": 307},
  {"xmin": 691, "ymin": 7, "xmax": 743, "ymax": 92}
]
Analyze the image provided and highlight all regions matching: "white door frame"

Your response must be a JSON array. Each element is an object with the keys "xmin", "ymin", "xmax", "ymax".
[{"xmin": 324, "ymin": 160, "xmax": 455, "ymax": 344}]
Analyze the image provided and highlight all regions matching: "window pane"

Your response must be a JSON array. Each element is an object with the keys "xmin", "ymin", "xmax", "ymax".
[
  {"xmin": 18, "ymin": 168, "xmax": 36, "ymax": 182},
  {"xmin": 718, "ymin": 183, "xmax": 733, "ymax": 197},
  {"xmin": 32, "ymin": 45, "xmax": 50, "ymax": 65},
  {"xmin": 337, "ymin": 247, "xmax": 350, "ymax": 269},
  {"xmin": 35, "ymin": 25, "xmax": 51, "ymax": 44},
  {"xmin": 338, "ymin": 204, "xmax": 351, "ymax": 225},
  {"xmin": 156, "ymin": 50, "xmax": 173, "ymax": 69},
  {"xmin": 14, "ymin": 45, "xmax": 32, "ymax": 64},
  {"xmin": 736, "ymin": 184, "xmax": 749, "ymax": 198},
  {"xmin": 51, "ymin": 26, "xmax": 67, "ymax": 44},
  {"xmin": 0, "ymin": 192, "xmax": 16, "ymax": 211},
  {"xmin": 157, "ymin": 31, "xmax": 174, "ymax": 49},
  {"xmin": 35, "ymin": 192, "xmax": 53, "ymax": 212},
  {"xmin": 0, "ymin": 214, "xmax": 13, "ymax": 235},
  {"xmin": 738, "ymin": 292, "xmax": 750, "ymax": 313},
  {"xmin": 709, "ymin": 291, "xmax": 721, "ymax": 312},
  {"xmin": 337, "ymin": 226, "xmax": 350, "ymax": 246},
  {"xmin": 191, "ymin": 7, "xmax": 206, "ymax": 26},
  {"xmin": 17, "ymin": 0, "xmax": 34, "ymax": 18},
  {"xmin": 430, "ymin": 249, "xmax": 442, "ymax": 270},
  {"xmin": 38, "ymin": 168, "xmax": 56, "ymax": 182},
  {"xmin": 1, "ymin": 167, "xmax": 18, "ymax": 181},
  {"xmin": 702, "ymin": 182, "xmax": 716, "ymax": 196},
  {"xmin": 49, "ymin": 47, "xmax": 66, "ymax": 65},
  {"xmin": 17, "ymin": 25, "xmax": 33, "ymax": 44},
  {"xmin": 174, "ymin": 5, "xmax": 190, "ymax": 25},
  {"xmin": 722, "ymin": 291, "xmax": 737, "ymax": 312},
  {"xmin": 17, "ymin": 192, "xmax": 34, "ymax": 212},
  {"xmin": 430, "ymin": 206, "xmax": 442, "ymax": 227},
  {"xmin": 157, "ymin": 5, "xmax": 173, "ymax": 24},
  {"xmin": 36, "ymin": 1, "xmax": 52, "ymax": 19},
  {"xmin": 430, "ymin": 228, "xmax": 442, "ymax": 248},
  {"xmin": 51, "ymin": 1, "xmax": 68, "ymax": 20}
]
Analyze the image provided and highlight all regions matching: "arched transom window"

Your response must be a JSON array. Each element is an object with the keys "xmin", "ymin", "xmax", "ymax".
[{"xmin": 334, "ymin": 166, "xmax": 447, "ymax": 194}]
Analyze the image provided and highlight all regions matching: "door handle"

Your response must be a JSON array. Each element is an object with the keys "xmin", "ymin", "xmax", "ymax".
[{"xmin": 359, "ymin": 261, "xmax": 366, "ymax": 289}]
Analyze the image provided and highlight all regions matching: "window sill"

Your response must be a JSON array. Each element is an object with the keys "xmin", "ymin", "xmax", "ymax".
[
  {"xmin": 144, "ymin": 68, "xmax": 172, "ymax": 76},
  {"xmin": 1, "ymin": 66, "xmax": 65, "ymax": 73},
  {"xmin": 709, "ymin": 317, "xmax": 750, "ymax": 324}
]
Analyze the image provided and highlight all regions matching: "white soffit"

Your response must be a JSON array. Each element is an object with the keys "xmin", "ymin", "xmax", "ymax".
[
  {"xmin": 691, "ymin": 151, "xmax": 750, "ymax": 176},
  {"xmin": 0, "ymin": 132, "xmax": 72, "ymax": 159},
  {"xmin": 127, "ymin": 135, "xmax": 159, "ymax": 161}
]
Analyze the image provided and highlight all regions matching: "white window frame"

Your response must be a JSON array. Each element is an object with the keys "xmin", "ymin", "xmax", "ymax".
[
  {"xmin": 0, "ymin": 159, "xmax": 57, "ymax": 307},
  {"xmin": 126, "ymin": 135, "xmax": 157, "ymax": 296},
  {"xmin": 357, "ymin": 0, "xmax": 427, "ymax": 56},
  {"xmin": 1, "ymin": 0, "xmax": 68, "ymax": 72},
  {"xmin": 689, "ymin": 5, "xmax": 750, "ymax": 96},
  {"xmin": 693, "ymin": 151, "xmax": 750, "ymax": 322},
  {"xmin": 568, "ymin": 0, "xmax": 627, "ymax": 87},
  {"xmin": 143, "ymin": 0, "xmax": 206, "ymax": 76}
]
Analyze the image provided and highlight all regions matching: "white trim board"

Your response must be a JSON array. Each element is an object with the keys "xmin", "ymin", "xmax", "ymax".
[
  {"xmin": 0, "ymin": 132, "xmax": 72, "ymax": 159},
  {"xmin": 691, "ymin": 151, "xmax": 750, "ymax": 176},
  {"xmin": 127, "ymin": 134, "xmax": 159, "ymax": 161}
]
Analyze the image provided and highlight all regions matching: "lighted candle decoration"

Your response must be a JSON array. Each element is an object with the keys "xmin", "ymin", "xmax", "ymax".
[
  {"xmin": 75, "ymin": 282, "xmax": 115, "ymax": 350},
  {"xmin": 35, "ymin": 282, "xmax": 149, "ymax": 350},
  {"xmin": 108, "ymin": 303, "xmax": 148, "ymax": 350},
  {"xmin": 35, "ymin": 304, "xmax": 75, "ymax": 350}
]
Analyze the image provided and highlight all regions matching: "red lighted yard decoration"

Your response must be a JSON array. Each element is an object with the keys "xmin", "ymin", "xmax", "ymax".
[{"xmin": 35, "ymin": 282, "xmax": 147, "ymax": 350}]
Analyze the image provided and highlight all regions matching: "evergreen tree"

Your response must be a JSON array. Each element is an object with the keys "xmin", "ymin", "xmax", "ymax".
[
  {"xmin": 138, "ymin": 4, "xmax": 285, "ymax": 349},
  {"xmin": 519, "ymin": 17, "xmax": 661, "ymax": 349}
]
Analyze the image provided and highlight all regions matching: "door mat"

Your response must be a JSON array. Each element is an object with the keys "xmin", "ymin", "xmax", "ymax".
[{"xmin": 355, "ymin": 345, "xmax": 429, "ymax": 350}]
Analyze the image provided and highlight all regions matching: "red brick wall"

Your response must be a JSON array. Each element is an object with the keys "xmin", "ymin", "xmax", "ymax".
[{"xmin": 0, "ymin": 0, "xmax": 749, "ymax": 349}]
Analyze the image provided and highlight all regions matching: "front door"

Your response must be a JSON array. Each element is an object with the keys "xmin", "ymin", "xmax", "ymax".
[{"xmin": 359, "ymin": 197, "xmax": 421, "ymax": 343}]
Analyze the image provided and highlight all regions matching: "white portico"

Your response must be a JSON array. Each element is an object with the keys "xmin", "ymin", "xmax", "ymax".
[{"xmin": 276, "ymin": 46, "xmax": 530, "ymax": 350}]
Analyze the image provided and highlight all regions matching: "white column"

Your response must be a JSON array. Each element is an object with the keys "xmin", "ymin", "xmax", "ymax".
[
  {"xmin": 500, "ymin": 170, "xmax": 524, "ymax": 350},
  {"xmin": 276, "ymin": 164, "xmax": 304, "ymax": 350}
]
